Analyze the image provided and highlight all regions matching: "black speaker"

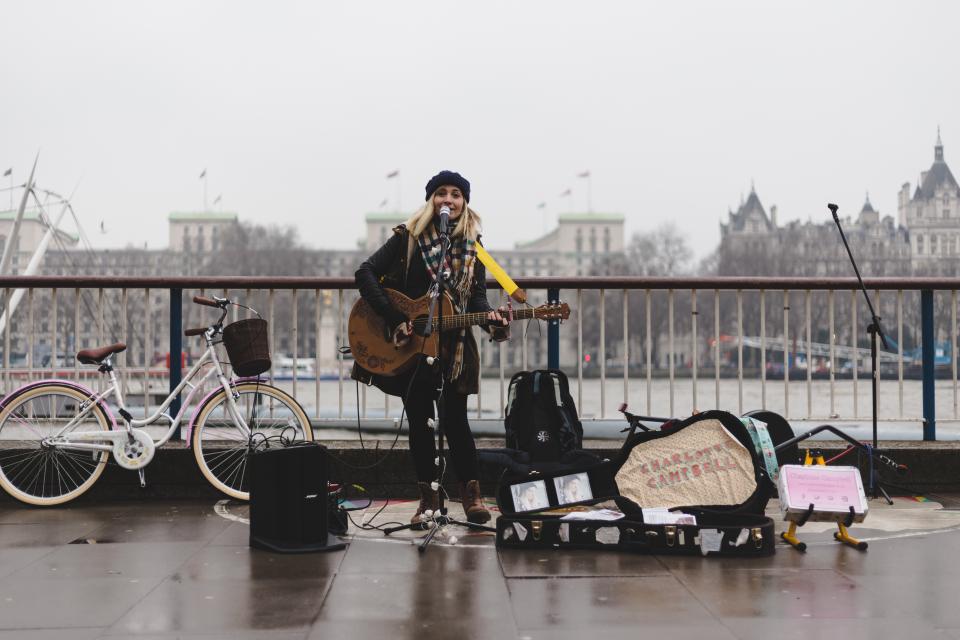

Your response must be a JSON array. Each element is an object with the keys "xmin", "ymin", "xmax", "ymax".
[{"xmin": 248, "ymin": 442, "xmax": 347, "ymax": 553}]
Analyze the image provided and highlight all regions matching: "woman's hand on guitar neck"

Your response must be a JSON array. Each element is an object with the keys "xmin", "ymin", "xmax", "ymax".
[
  {"xmin": 392, "ymin": 321, "xmax": 413, "ymax": 348},
  {"xmin": 487, "ymin": 308, "xmax": 510, "ymax": 342}
]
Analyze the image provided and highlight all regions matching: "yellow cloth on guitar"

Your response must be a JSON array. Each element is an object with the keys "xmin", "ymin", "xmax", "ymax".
[{"xmin": 476, "ymin": 245, "xmax": 526, "ymax": 303}]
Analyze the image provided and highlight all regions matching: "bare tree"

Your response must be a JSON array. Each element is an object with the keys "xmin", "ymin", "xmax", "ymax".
[
  {"xmin": 628, "ymin": 224, "xmax": 693, "ymax": 276},
  {"xmin": 579, "ymin": 224, "xmax": 694, "ymax": 372},
  {"xmin": 193, "ymin": 222, "xmax": 321, "ymax": 356},
  {"xmin": 206, "ymin": 222, "xmax": 306, "ymax": 276}
]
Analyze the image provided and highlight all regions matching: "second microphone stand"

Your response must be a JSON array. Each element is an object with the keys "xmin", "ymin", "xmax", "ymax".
[{"xmin": 830, "ymin": 203, "xmax": 894, "ymax": 504}]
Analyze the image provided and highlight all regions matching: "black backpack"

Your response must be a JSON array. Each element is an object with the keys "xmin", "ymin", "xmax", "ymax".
[{"xmin": 504, "ymin": 369, "xmax": 583, "ymax": 462}]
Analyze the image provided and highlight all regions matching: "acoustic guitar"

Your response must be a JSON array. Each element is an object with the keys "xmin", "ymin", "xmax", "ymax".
[{"xmin": 348, "ymin": 289, "xmax": 570, "ymax": 376}]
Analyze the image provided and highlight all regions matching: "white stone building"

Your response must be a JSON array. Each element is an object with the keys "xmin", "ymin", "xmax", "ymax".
[
  {"xmin": 898, "ymin": 131, "xmax": 960, "ymax": 270},
  {"xmin": 363, "ymin": 213, "xmax": 405, "ymax": 252},
  {"xmin": 509, "ymin": 213, "xmax": 625, "ymax": 276},
  {"xmin": 168, "ymin": 211, "xmax": 239, "ymax": 253}
]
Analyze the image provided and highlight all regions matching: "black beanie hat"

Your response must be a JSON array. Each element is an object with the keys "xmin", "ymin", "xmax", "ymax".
[{"xmin": 424, "ymin": 170, "xmax": 470, "ymax": 203}]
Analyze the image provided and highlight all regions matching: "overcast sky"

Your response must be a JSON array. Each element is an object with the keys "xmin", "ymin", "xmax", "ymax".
[{"xmin": 2, "ymin": 1, "xmax": 958, "ymax": 261}]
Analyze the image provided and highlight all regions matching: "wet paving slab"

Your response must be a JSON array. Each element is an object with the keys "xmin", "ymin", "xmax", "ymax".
[{"xmin": 0, "ymin": 497, "xmax": 958, "ymax": 639}]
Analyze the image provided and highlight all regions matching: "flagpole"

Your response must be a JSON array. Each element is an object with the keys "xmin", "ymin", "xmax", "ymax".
[
  {"xmin": 560, "ymin": 187, "xmax": 573, "ymax": 216},
  {"xmin": 199, "ymin": 169, "xmax": 208, "ymax": 211},
  {"xmin": 578, "ymin": 171, "xmax": 592, "ymax": 213},
  {"xmin": 386, "ymin": 170, "xmax": 401, "ymax": 212}
]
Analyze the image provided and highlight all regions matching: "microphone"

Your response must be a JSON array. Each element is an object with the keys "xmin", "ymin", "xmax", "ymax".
[
  {"xmin": 878, "ymin": 453, "xmax": 909, "ymax": 476},
  {"xmin": 438, "ymin": 205, "xmax": 451, "ymax": 235}
]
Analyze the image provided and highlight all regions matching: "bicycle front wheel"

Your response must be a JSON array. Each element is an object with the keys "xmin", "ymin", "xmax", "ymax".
[
  {"xmin": 191, "ymin": 382, "xmax": 313, "ymax": 500},
  {"xmin": 0, "ymin": 383, "xmax": 112, "ymax": 506}
]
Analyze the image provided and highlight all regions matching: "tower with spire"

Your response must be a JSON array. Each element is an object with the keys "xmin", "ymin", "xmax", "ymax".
[
  {"xmin": 718, "ymin": 181, "xmax": 909, "ymax": 276},
  {"xmin": 898, "ymin": 128, "xmax": 960, "ymax": 269},
  {"xmin": 857, "ymin": 192, "xmax": 879, "ymax": 226},
  {"xmin": 720, "ymin": 184, "xmax": 777, "ymax": 240}
]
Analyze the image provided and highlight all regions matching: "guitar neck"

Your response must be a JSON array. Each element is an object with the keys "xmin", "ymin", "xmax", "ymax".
[{"xmin": 438, "ymin": 307, "xmax": 538, "ymax": 331}]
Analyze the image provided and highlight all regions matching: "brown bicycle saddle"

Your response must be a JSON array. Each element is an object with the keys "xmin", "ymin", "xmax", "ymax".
[{"xmin": 76, "ymin": 342, "xmax": 127, "ymax": 364}]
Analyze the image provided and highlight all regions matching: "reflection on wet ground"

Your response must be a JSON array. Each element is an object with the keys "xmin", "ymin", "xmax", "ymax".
[{"xmin": 1, "ymin": 496, "xmax": 959, "ymax": 639}]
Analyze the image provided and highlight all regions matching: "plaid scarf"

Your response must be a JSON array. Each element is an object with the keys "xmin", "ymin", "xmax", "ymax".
[{"xmin": 417, "ymin": 219, "xmax": 477, "ymax": 380}]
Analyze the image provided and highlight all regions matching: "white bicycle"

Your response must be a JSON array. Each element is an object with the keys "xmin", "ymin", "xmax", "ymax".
[{"xmin": 0, "ymin": 295, "xmax": 313, "ymax": 506}]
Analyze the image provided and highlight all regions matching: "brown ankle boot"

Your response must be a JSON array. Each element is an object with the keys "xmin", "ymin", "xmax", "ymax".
[
  {"xmin": 411, "ymin": 482, "xmax": 439, "ymax": 528},
  {"xmin": 460, "ymin": 480, "xmax": 491, "ymax": 524}
]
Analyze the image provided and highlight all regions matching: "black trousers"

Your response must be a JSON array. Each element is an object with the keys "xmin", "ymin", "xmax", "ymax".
[{"xmin": 402, "ymin": 367, "xmax": 479, "ymax": 483}]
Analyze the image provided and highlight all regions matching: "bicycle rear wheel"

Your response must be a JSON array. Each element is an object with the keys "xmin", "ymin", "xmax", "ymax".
[
  {"xmin": 0, "ymin": 383, "xmax": 112, "ymax": 506},
  {"xmin": 191, "ymin": 382, "xmax": 313, "ymax": 500}
]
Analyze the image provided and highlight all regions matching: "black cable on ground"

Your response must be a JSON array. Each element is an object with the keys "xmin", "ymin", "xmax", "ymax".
[{"xmin": 327, "ymin": 333, "xmax": 432, "ymax": 530}]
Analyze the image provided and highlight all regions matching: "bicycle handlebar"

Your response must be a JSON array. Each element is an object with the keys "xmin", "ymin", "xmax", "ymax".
[
  {"xmin": 189, "ymin": 295, "xmax": 231, "ymax": 336},
  {"xmin": 618, "ymin": 403, "xmax": 670, "ymax": 432},
  {"xmin": 193, "ymin": 296, "xmax": 222, "ymax": 308}
]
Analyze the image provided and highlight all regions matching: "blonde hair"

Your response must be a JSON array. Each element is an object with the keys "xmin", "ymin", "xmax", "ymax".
[{"xmin": 405, "ymin": 192, "xmax": 482, "ymax": 241}]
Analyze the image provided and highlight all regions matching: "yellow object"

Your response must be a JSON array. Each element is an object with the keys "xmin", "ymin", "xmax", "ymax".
[
  {"xmin": 780, "ymin": 450, "xmax": 867, "ymax": 552},
  {"xmin": 781, "ymin": 521, "xmax": 804, "ymax": 550},
  {"xmin": 476, "ymin": 245, "xmax": 526, "ymax": 303}
]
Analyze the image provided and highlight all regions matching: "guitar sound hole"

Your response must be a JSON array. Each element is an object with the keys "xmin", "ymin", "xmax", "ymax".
[{"xmin": 411, "ymin": 315, "xmax": 430, "ymax": 337}]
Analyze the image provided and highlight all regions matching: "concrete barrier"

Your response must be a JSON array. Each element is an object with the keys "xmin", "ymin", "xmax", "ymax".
[{"xmin": 1, "ymin": 439, "xmax": 957, "ymax": 505}]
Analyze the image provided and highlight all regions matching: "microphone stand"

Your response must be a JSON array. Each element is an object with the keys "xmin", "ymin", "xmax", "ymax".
[
  {"xmin": 829, "ymin": 203, "xmax": 893, "ymax": 504},
  {"xmin": 383, "ymin": 215, "xmax": 495, "ymax": 550}
]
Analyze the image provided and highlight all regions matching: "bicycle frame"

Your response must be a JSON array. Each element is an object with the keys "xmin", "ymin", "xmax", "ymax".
[{"xmin": 45, "ymin": 330, "xmax": 251, "ymax": 454}]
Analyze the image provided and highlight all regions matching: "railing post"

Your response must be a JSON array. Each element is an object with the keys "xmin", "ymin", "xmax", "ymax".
[
  {"xmin": 548, "ymin": 287, "xmax": 560, "ymax": 369},
  {"xmin": 169, "ymin": 288, "xmax": 183, "ymax": 439},
  {"xmin": 921, "ymin": 289, "xmax": 936, "ymax": 441}
]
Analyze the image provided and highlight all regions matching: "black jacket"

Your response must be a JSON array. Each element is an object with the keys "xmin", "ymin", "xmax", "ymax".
[{"xmin": 352, "ymin": 224, "xmax": 494, "ymax": 396}]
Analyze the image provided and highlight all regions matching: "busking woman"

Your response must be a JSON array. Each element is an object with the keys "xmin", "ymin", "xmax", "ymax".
[{"xmin": 353, "ymin": 170, "xmax": 509, "ymax": 526}]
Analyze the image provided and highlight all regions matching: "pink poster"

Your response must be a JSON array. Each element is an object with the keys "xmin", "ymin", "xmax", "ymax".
[{"xmin": 779, "ymin": 465, "xmax": 868, "ymax": 523}]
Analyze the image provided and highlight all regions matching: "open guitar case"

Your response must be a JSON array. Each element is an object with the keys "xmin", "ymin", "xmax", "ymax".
[{"xmin": 494, "ymin": 410, "xmax": 780, "ymax": 557}]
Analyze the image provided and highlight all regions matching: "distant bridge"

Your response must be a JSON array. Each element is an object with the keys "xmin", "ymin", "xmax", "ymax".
[{"xmin": 733, "ymin": 336, "xmax": 951, "ymax": 367}]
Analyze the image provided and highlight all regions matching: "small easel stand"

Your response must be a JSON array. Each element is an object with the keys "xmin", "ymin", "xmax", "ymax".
[
  {"xmin": 780, "ymin": 450, "xmax": 867, "ymax": 553},
  {"xmin": 773, "ymin": 423, "xmax": 906, "ymax": 553}
]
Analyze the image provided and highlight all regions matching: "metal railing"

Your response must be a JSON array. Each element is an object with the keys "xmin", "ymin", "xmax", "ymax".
[{"xmin": 0, "ymin": 275, "xmax": 956, "ymax": 440}]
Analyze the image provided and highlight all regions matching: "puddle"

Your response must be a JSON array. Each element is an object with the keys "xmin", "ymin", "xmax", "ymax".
[{"xmin": 69, "ymin": 537, "xmax": 116, "ymax": 544}]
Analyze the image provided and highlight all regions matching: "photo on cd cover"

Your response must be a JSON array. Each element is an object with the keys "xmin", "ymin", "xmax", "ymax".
[
  {"xmin": 511, "ymin": 480, "xmax": 549, "ymax": 512},
  {"xmin": 554, "ymin": 472, "xmax": 593, "ymax": 505}
]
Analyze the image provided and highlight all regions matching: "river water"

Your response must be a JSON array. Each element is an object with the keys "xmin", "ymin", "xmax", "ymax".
[{"xmin": 271, "ymin": 375, "xmax": 959, "ymax": 440}]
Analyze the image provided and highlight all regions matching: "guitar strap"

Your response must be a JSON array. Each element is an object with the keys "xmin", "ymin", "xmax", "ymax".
[{"xmin": 741, "ymin": 417, "xmax": 780, "ymax": 482}]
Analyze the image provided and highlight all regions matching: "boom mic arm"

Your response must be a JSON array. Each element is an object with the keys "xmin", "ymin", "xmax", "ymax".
[{"xmin": 829, "ymin": 203, "xmax": 889, "ymax": 349}]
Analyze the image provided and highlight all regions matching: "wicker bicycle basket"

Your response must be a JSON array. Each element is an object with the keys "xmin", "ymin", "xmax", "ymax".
[{"xmin": 222, "ymin": 318, "xmax": 271, "ymax": 376}]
